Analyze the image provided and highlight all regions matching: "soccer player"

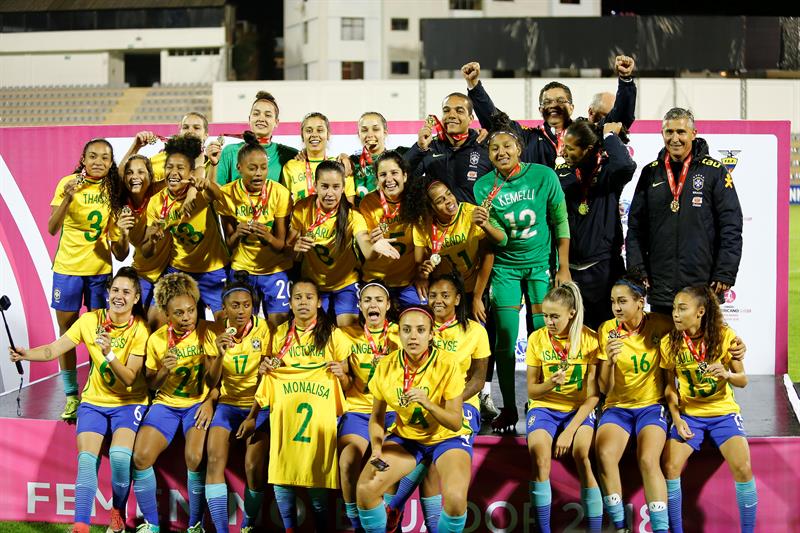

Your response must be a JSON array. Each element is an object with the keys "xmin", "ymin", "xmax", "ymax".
[
  {"xmin": 473, "ymin": 114, "xmax": 570, "ymax": 433},
  {"xmin": 204, "ymin": 130, "xmax": 293, "ymax": 326},
  {"xmin": 525, "ymin": 282, "xmax": 602, "ymax": 533},
  {"xmin": 356, "ymin": 306, "xmax": 472, "ymax": 533},
  {"xmin": 10, "ymin": 268, "xmax": 149, "ymax": 533},
  {"xmin": 141, "ymin": 135, "xmax": 230, "ymax": 320},
  {"xmin": 48, "ymin": 138, "xmax": 120, "ymax": 420},
  {"xmin": 359, "ymin": 151, "xmax": 420, "ymax": 307},
  {"xmin": 660, "ymin": 286, "xmax": 757, "ymax": 533},
  {"xmin": 213, "ymin": 91, "xmax": 299, "ymax": 185},
  {"xmin": 346, "ymin": 111, "xmax": 409, "ymax": 203},
  {"xmin": 288, "ymin": 160, "xmax": 399, "ymax": 327},
  {"xmin": 131, "ymin": 273, "xmax": 217, "ymax": 533},
  {"xmin": 282, "ymin": 112, "xmax": 356, "ymax": 203},
  {"xmin": 336, "ymin": 281, "xmax": 401, "ymax": 532}
]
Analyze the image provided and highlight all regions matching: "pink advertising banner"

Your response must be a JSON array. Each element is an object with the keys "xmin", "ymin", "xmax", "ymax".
[{"xmin": 0, "ymin": 418, "xmax": 797, "ymax": 532}]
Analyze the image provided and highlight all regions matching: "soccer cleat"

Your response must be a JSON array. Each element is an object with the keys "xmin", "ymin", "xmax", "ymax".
[
  {"xmin": 72, "ymin": 523, "xmax": 90, "ymax": 533},
  {"xmin": 135, "ymin": 523, "xmax": 156, "ymax": 533},
  {"xmin": 61, "ymin": 395, "xmax": 80, "ymax": 420},
  {"xmin": 479, "ymin": 391, "xmax": 499, "ymax": 422},
  {"xmin": 490, "ymin": 407, "xmax": 518, "ymax": 434},
  {"xmin": 186, "ymin": 522, "xmax": 205, "ymax": 533},
  {"xmin": 106, "ymin": 507, "xmax": 126, "ymax": 533},
  {"xmin": 386, "ymin": 505, "xmax": 403, "ymax": 533},
  {"xmin": 239, "ymin": 527, "xmax": 253, "ymax": 533}
]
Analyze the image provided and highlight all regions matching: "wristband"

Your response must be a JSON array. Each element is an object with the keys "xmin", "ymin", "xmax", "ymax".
[{"xmin": 105, "ymin": 351, "xmax": 116, "ymax": 363}]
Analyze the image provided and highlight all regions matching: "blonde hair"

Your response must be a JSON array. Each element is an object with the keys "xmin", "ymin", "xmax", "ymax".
[
  {"xmin": 153, "ymin": 272, "xmax": 200, "ymax": 312},
  {"xmin": 543, "ymin": 281, "xmax": 584, "ymax": 357}
]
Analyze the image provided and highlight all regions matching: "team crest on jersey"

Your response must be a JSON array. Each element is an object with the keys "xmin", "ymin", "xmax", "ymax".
[
  {"xmin": 527, "ymin": 414, "xmax": 536, "ymax": 427},
  {"xmin": 718, "ymin": 150, "xmax": 741, "ymax": 174},
  {"xmin": 692, "ymin": 175, "xmax": 704, "ymax": 191},
  {"xmin": 53, "ymin": 288, "xmax": 61, "ymax": 303},
  {"xmin": 251, "ymin": 339, "xmax": 261, "ymax": 351},
  {"xmin": 469, "ymin": 151, "xmax": 480, "ymax": 166}
]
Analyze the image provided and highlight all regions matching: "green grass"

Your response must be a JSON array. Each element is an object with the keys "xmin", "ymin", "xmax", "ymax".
[
  {"xmin": 789, "ymin": 204, "xmax": 800, "ymax": 381},
  {"xmin": 0, "ymin": 522, "xmax": 106, "ymax": 532}
]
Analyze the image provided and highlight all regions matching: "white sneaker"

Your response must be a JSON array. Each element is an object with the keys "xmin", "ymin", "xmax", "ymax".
[
  {"xmin": 135, "ymin": 523, "xmax": 155, "ymax": 533},
  {"xmin": 186, "ymin": 522, "xmax": 205, "ymax": 533}
]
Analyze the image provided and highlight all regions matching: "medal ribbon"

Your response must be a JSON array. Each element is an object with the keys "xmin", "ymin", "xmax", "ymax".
[
  {"xmin": 167, "ymin": 324, "xmax": 193, "ymax": 352},
  {"xmin": 436, "ymin": 316, "xmax": 457, "ymax": 333},
  {"xmin": 402, "ymin": 350, "xmax": 426, "ymax": 393},
  {"xmin": 359, "ymin": 146, "xmax": 373, "ymax": 170},
  {"xmin": 304, "ymin": 151, "xmax": 325, "ymax": 196},
  {"xmin": 220, "ymin": 133, "xmax": 272, "ymax": 144},
  {"xmin": 613, "ymin": 314, "xmax": 646, "ymax": 339},
  {"xmin": 127, "ymin": 194, "xmax": 150, "ymax": 217},
  {"xmin": 100, "ymin": 309, "xmax": 135, "ymax": 335},
  {"xmin": 379, "ymin": 189, "xmax": 400, "ymax": 224},
  {"xmin": 548, "ymin": 333, "xmax": 570, "ymax": 364},
  {"xmin": 364, "ymin": 320, "xmax": 389, "ymax": 358},
  {"xmin": 227, "ymin": 318, "xmax": 254, "ymax": 344},
  {"xmin": 160, "ymin": 190, "xmax": 184, "ymax": 222},
  {"xmin": 306, "ymin": 200, "xmax": 337, "ymax": 237},
  {"xmin": 246, "ymin": 180, "xmax": 270, "ymax": 221},
  {"xmin": 276, "ymin": 319, "xmax": 317, "ymax": 360},
  {"xmin": 484, "ymin": 164, "xmax": 520, "ymax": 207},
  {"xmin": 427, "ymin": 115, "xmax": 469, "ymax": 143},
  {"xmin": 431, "ymin": 220, "xmax": 451, "ymax": 255},
  {"xmin": 575, "ymin": 151, "xmax": 605, "ymax": 207},
  {"xmin": 540, "ymin": 126, "xmax": 565, "ymax": 158},
  {"xmin": 682, "ymin": 331, "xmax": 707, "ymax": 364},
  {"xmin": 664, "ymin": 155, "xmax": 693, "ymax": 210}
]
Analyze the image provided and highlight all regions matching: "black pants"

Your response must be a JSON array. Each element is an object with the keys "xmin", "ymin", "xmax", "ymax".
[{"xmin": 570, "ymin": 255, "xmax": 625, "ymax": 331}]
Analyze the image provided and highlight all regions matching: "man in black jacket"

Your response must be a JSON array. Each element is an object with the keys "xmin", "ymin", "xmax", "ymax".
[
  {"xmin": 403, "ymin": 92, "xmax": 492, "ymax": 204},
  {"xmin": 625, "ymin": 108, "xmax": 743, "ymax": 314}
]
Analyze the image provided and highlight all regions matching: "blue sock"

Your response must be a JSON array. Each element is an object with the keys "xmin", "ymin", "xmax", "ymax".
[
  {"xmin": 582, "ymin": 487, "xmax": 602, "ymax": 533},
  {"xmin": 437, "ymin": 509, "xmax": 467, "ymax": 533},
  {"xmin": 186, "ymin": 470, "xmax": 205, "ymax": 527},
  {"xmin": 389, "ymin": 463, "xmax": 428, "ymax": 510},
  {"xmin": 420, "ymin": 495, "xmax": 442, "ymax": 533},
  {"xmin": 205, "ymin": 483, "xmax": 228, "ymax": 533},
  {"xmin": 273, "ymin": 485, "xmax": 297, "ymax": 530},
  {"xmin": 358, "ymin": 502, "xmax": 387, "ymax": 533},
  {"xmin": 74, "ymin": 451, "xmax": 98, "ymax": 526},
  {"xmin": 529, "ymin": 480, "xmax": 552, "ymax": 533},
  {"xmin": 308, "ymin": 487, "xmax": 328, "ymax": 531},
  {"xmin": 666, "ymin": 478, "xmax": 683, "ymax": 533},
  {"xmin": 242, "ymin": 488, "xmax": 263, "ymax": 528},
  {"xmin": 108, "ymin": 446, "xmax": 132, "ymax": 511},
  {"xmin": 735, "ymin": 478, "xmax": 757, "ymax": 533},
  {"xmin": 345, "ymin": 501, "xmax": 361, "ymax": 530},
  {"xmin": 648, "ymin": 501, "xmax": 669, "ymax": 533},
  {"xmin": 61, "ymin": 369, "xmax": 78, "ymax": 396},
  {"xmin": 133, "ymin": 467, "xmax": 159, "ymax": 527},
  {"xmin": 602, "ymin": 493, "xmax": 626, "ymax": 529}
]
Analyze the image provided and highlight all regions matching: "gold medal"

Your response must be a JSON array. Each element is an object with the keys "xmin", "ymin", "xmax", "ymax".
[
  {"xmin": 168, "ymin": 346, "xmax": 178, "ymax": 357},
  {"xmin": 481, "ymin": 197, "xmax": 493, "ymax": 211},
  {"xmin": 372, "ymin": 355, "xmax": 382, "ymax": 369},
  {"xmin": 247, "ymin": 219, "xmax": 254, "ymax": 228},
  {"xmin": 225, "ymin": 327, "xmax": 237, "ymax": 336},
  {"xmin": 121, "ymin": 206, "xmax": 133, "ymax": 216},
  {"xmin": 430, "ymin": 253, "xmax": 441, "ymax": 266},
  {"xmin": 75, "ymin": 175, "xmax": 86, "ymax": 186},
  {"xmin": 697, "ymin": 360, "xmax": 708, "ymax": 375},
  {"xmin": 555, "ymin": 156, "xmax": 566, "ymax": 166},
  {"xmin": 578, "ymin": 202, "xmax": 589, "ymax": 215},
  {"xmin": 670, "ymin": 200, "xmax": 680, "ymax": 213},
  {"xmin": 216, "ymin": 135, "xmax": 225, "ymax": 146},
  {"xmin": 305, "ymin": 229, "xmax": 315, "ymax": 240},
  {"xmin": 398, "ymin": 394, "xmax": 410, "ymax": 408},
  {"xmin": 607, "ymin": 329, "xmax": 622, "ymax": 340},
  {"xmin": 559, "ymin": 359, "xmax": 569, "ymax": 371},
  {"xmin": 156, "ymin": 218, "xmax": 167, "ymax": 229},
  {"xmin": 378, "ymin": 221, "xmax": 390, "ymax": 235}
]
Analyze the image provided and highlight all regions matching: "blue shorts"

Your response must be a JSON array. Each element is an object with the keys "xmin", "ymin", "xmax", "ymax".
[
  {"xmin": 389, "ymin": 285, "xmax": 425, "ymax": 307},
  {"xmin": 525, "ymin": 407, "xmax": 596, "ymax": 439},
  {"xmin": 320, "ymin": 283, "xmax": 359, "ymax": 316},
  {"xmin": 599, "ymin": 404, "xmax": 668, "ymax": 436},
  {"xmin": 210, "ymin": 403, "xmax": 250, "ymax": 432},
  {"xmin": 387, "ymin": 433, "xmax": 474, "ymax": 462},
  {"xmin": 463, "ymin": 404, "xmax": 481, "ymax": 445},
  {"xmin": 165, "ymin": 266, "xmax": 228, "ymax": 312},
  {"xmin": 139, "ymin": 277, "xmax": 156, "ymax": 309},
  {"xmin": 140, "ymin": 403, "xmax": 202, "ymax": 443},
  {"xmin": 255, "ymin": 407, "xmax": 270, "ymax": 433},
  {"xmin": 76, "ymin": 402, "xmax": 147, "ymax": 436},
  {"xmin": 51, "ymin": 272, "xmax": 109, "ymax": 312},
  {"xmin": 670, "ymin": 413, "xmax": 747, "ymax": 451},
  {"xmin": 338, "ymin": 411, "xmax": 398, "ymax": 441},
  {"xmin": 237, "ymin": 270, "xmax": 291, "ymax": 315}
]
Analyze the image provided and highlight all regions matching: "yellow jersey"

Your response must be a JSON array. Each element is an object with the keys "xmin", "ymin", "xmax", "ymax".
[
  {"xmin": 412, "ymin": 203, "xmax": 486, "ymax": 293},
  {"xmin": 145, "ymin": 188, "xmax": 229, "ymax": 273},
  {"xmin": 596, "ymin": 313, "xmax": 672, "ymax": 409},
  {"xmin": 65, "ymin": 309, "xmax": 149, "ymax": 407},
  {"xmin": 358, "ymin": 191, "xmax": 415, "ymax": 287},
  {"xmin": 123, "ymin": 204, "xmax": 171, "ymax": 283},
  {"xmin": 145, "ymin": 320, "xmax": 217, "ymax": 408},
  {"xmin": 659, "ymin": 326, "xmax": 741, "ymax": 417},
  {"xmin": 432, "ymin": 319, "xmax": 491, "ymax": 411},
  {"xmin": 50, "ymin": 174, "xmax": 116, "ymax": 276},
  {"xmin": 216, "ymin": 317, "xmax": 270, "ymax": 408},
  {"xmin": 281, "ymin": 158, "xmax": 356, "ymax": 202},
  {"xmin": 370, "ymin": 349, "xmax": 470, "ymax": 445},
  {"xmin": 339, "ymin": 323, "xmax": 401, "ymax": 413},
  {"xmin": 214, "ymin": 179, "xmax": 293, "ymax": 275},
  {"xmin": 263, "ymin": 365, "xmax": 345, "ymax": 488},
  {"xmin": 266, "ymin": 320, "xmax": 349, "ymax": 369},
  {"xmin": 526, "ymin": 326, "xmax": 600, "ymax": 412},
  {"xmin": 290, "ymin": 197, "xmax": 367, "ymax": 291}
]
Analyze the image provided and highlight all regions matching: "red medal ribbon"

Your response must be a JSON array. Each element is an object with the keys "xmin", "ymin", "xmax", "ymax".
[
  {"xmin": 364, "ymin": 320, "xmax": 389, "ymax": 358},
  {"xmin": 246, "ymin": 180, "xmax": 270, "ymax": 221},
  {"xmin": 304, "ymin": 151, "xmax": 325, "ymax": 196},
  {"xmin": 431, "ymin": 220, "xmax": 451, "ymax": 255},
  {"xmin": 548, "ymin": 333, "xmax": 570, "ymax": 364},
  {"xmin": 402, "ymin": 350, "xmax": 426, "ymax": 393},
  {"xmin": 220, "ymin": 133, "xmax": 272, "ymax": 144},
  {"xmin": 306, "ymin": 201, "xmax": 337, "ymax": 236},
  {"xmin": 540, "ymin": 126, "xmax": 565, "ymax": 158},
  {"xmin": 613, "ymin": 314, "xmax": 647, "ymax": 339},
  {"xmin": 484, "ymin": 164, "xmax": 521, "ymax": 206},
  {"xmin": 664, "ymin": 154, "xmax": 693, "ymax": 209},
  {"xmin": 167, "ymin": 324, "xmax": 194, "ymax": 351},
  {"xmin": 427, "ymin": 115, "xmax": 469, "ymax": 143},
  {"xmin": 359, "ymin": 146, "xmax": 373, "ymax": 170},
  {"xmin": 575, "ymin": 151, "xmax": 605, "ymax": 206},
  {"xmin": 379, "ymin": 189, "xmax": 400, "ymax": 224},
  {"xmin": 127, "ymin": 195, "xmax": 150, "ymax": 217},
  {"xmin": 436, "ymin": 316, "xmax": 457, "ymax": 333},
  {"xmin": 276, "ymin": 319, "xmax": 317, "ymax": 361},
  {"xmin": 160, "ymin": 190, "xmax": 184, "ymax": 222},
  {"xmin": 227, "ymin": 318, "xmax": 254, "ymax": 344},
  {"xmin": 100, "ymin": 309, "xmax": 135, "ymax": 334},
  {"xmin": 682, "ymin": 331, "xmax": 707, "ymax": 364}
]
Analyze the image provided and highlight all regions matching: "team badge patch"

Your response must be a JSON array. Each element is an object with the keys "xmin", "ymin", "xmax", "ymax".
[
  {"xmin": 718, "ymin": 150, "xmax": 741, "ymax": 174},
  {"xmin": 692, "ymin": 175, "xmax": 704, "ymax": 191},
  {"xmin": 53, "ymin": 288, "xmax": 61, "ymax": 303},
  {"xmin": 252, "ymin": 339, "xmax": 261, "ymax": 351},
  {"xmin": 469, "ymin": 151, "xmax": 480, "ymax": 166},
  {"xmin": 527, "ymin": 414, "xmax": 536, "ymax": 427}
]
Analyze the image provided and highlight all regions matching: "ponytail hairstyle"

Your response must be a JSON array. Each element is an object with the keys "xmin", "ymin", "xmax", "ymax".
[
  {"xmin": 289, "ymin": 278, "xmax": 334, "ymax": 352},
  {"xmin": 110, "ymin": 154, "xmax": 155, "ymax": 215},
  {"xmin": 300, "ymin": 112, "xmax": 331, "ymax": 139},
  {"xmin": 668, "ymin": 285, "xmax": 725, "ymax": 363},
  {"xmin": 314, "ymin": 159, "xmax": 351, "ymax": 253},
  {"xmin": 107, "ymin": 266, "xmax": 145, "ymax": 320},
  {"xmin": 542, "ymin": 281, "xmax": 584, "ymax": 357},
  {"xmin": 164, "ymin": 134, "xmax": 203, "ymax": 170},
  {"xmin": 221, "ymin": 271, "xmax": 257, "ymax": 310},
  {"xmin": 252, "ymin": 91, "xmax": 280, "ymax": 119},
  {"xmin": 73, "ymin": 138, "xmax": 119, "ymax": 208},
  {"xmin": 237, "ymin": 130, "xmax": 268, "ymax": 166},
  {"xmin": 565, "ymin": 118, "xmax": 602, "ymax": 163},
  {"xmin": 428, "ymin": 272, "xmax": 469, "ymax": 330},
  {"xmin": 486, "ymin": 110, "xmax": 524, "ymax": 153},
  {"xmin": 359, "ymin": 111, "xmax": 388, "ymax": 131},
  {"xmin": 153, "ymin": 272, "xmax": 200, "ymax": 313}
]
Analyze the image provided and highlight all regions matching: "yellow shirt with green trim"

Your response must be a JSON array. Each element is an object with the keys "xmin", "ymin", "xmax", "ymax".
[
  {"xmin": 66, "ymin": 310, "xmax": 149, "ymax": 407},
  {"xmin": 281, "ymin": 158, "xmax": 356, "ymax": 202},
  {"xmin": 370, "ymin": 349, "xmax": 470, "ymax": 445},
  {"xmin": 290, "ymin": 197, "xmax": 367, "ymax": 291},
  {"xmin": 145, "ymin": 188, "xmax": 229, "ymax": 273},
  {"xmin": 526, "ymin": 326, "xmax": 600, "ymax": 412},
  {"xmin": 659, "ymin": 326, "xmax": 740, "ymax": 417},
  {"xmin": 214, "ymin": 179, "xmax": 293, "ymax": 275},
  {"xmin": 358, "ymin": 191, "xmax": 415, "ymax": 287},
  {"xmin": 596, "ymin": 313, "xmax": 672, "ymax": 409},
  {"xmin": 432, "ymin": 319, "xmax": 491, "ymax": 411},
  {"xmin": 339, "ymin": 323, "xmax": 401, "ymax": 413},
  {"xmin": 217, "ymin": 317, "xmax": 270, "ymax": 408},
  {"xmin": 412, "ymin": 202, "xmax": 486, "ymax": 293},
  {"xmin": 124, "ymin": 202, "xmax": 172, "ymax": 283},
  {"xmin": 145, "ymin": 320, "xmax": 217, "ymax": 408},
  {"xmin": 50, "ymin": 174, "xmax": 116, "ymax": 275}
]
